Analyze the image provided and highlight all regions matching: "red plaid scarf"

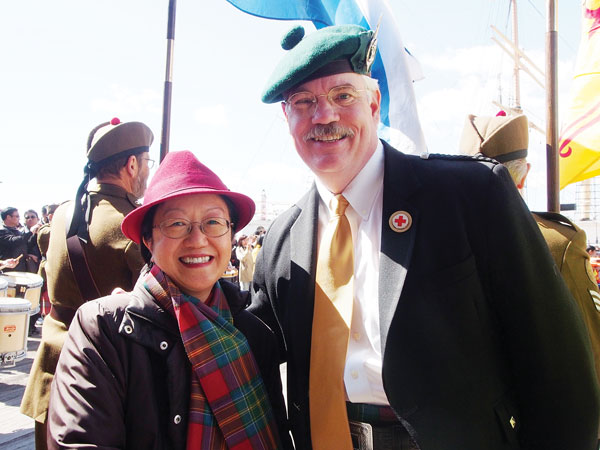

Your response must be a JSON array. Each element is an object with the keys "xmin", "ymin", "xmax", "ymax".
[{"xmin": 143, "ymin": 264, "xmax": 282, "ymax": 449}]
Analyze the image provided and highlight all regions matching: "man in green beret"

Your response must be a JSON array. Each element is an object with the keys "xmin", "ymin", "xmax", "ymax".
[
  {"xmin": 250, "ymin": 24, "xmax": 600, "ymax": 450},
  {"xmin": 21, "ymin": 118, "xmax": 154, "ymax": 449}
]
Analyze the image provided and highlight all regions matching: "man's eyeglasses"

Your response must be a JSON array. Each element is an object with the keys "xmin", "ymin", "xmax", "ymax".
[
  {"xmin": 284, "ymin": 85, "xmax": 367, "ymax": 115},
  {"xmin": 25, "ymin": 216, "xmax": 36, "ymax": 220},
  {"xmin": 142, "ymin": 157, "xmax": 155, "ymax": 169},
  {"xmin": 153, "ymin": 217, "xmax": 233, "ymax": 239}
]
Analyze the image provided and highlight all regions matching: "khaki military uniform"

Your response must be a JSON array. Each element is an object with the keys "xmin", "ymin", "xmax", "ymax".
[
  {"xmin": 36, "ymin": 223, "xmax": 51, "ymax": 281},
  {"xmin": 21, "ymin": 183, "xmax": 144, "ymax": 425},
  {"xmin": 534, "ymin": 211, "xmax": 600, "ymax": 386}
]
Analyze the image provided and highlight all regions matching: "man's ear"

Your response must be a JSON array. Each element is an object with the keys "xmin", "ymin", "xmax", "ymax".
[
  {"xmin": 370, "ymin": 89, "xmax": 381, "ymax": 122},
  {"xmin": 124, "ymin": 155, "xmax": 139, "ymax": 178},
  {"xmin": 516, "ymin": 162, "xmax": 532, "ymax": 189},
  {"xmin": 281, "ymin": 102, "xmax": 289, "ymax": 120}
]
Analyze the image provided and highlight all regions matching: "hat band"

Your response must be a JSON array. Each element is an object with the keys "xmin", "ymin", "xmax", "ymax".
[{"xmin": 494, "ymin": 149, "xmax": 528, "ymax": 163}]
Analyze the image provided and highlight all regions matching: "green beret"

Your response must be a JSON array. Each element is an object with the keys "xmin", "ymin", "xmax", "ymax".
[
  {"xmin": 87, "ymin": 119, "xmax": 154, "ymax": 164},
  {"xmin": 459, "ymin": 114, "xmax": 529, "ymax": 163},
  {"xmin": 262, "ymin": 24, "xmax": 377, "ymax": 104}
]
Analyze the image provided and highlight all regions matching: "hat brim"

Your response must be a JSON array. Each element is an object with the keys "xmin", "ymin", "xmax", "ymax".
[{"xmin": 121, "ymin": 188, "xmax": 255, "ymax": 245}]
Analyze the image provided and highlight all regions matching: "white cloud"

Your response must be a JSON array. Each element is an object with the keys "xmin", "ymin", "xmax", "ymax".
[
  {"xmin": 193, "ymin": 105, "xmax": 228, "ymax": 127},
  {"xmin": 91, "ymin": 84, "xmax": 161, "ymax": 115}
]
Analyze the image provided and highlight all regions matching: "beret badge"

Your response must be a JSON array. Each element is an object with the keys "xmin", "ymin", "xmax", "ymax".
[{"xmin": 365, "ymin": 23, "xmax": 380, "ymax": 73}]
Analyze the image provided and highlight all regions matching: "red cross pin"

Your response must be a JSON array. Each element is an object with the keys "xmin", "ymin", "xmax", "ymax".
[{"xmin": 389, "ymin": 211, "xmax": 412, "ymax": 233}]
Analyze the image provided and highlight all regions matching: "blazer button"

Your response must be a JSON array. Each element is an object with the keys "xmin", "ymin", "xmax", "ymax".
[
  {"xmin": 173, "ymin": 414, "xmax": 182, "ymax": 424},
  {"xmin": 124, "ymin": 325, "xmax": 133, "ymax": 334},
  {"xmin": 160, "ymin": 341, "xmax": 169, "ymax": 351}
]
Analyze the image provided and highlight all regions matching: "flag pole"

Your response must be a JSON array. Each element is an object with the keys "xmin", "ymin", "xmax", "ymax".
[
  {"xmin": 160, "ymin": 0, "xmax": 177, "ymax": 162},
  {"xmin": 546, "ymin": 0, "xmax": 559, "ymax": 212}
]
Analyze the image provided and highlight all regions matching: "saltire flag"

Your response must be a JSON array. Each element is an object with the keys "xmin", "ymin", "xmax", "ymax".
[
  {"xmin": 559, "ymin": 0, "xmax": 600, "ymax": 189},
  {"xmin": 225, "ymin": 0, "xmax": 427, "ymax": 154}
]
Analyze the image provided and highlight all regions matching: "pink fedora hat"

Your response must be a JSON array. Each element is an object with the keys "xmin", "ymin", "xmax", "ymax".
[{"xmin": 122, "ymin": 150, "xmax": 255, "ymax": 244}]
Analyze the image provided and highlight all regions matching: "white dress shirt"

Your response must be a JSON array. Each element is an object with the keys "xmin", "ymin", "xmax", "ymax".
[{"xmin": 315, "ymin": 140, "xmax": 389, "ymax": 405}]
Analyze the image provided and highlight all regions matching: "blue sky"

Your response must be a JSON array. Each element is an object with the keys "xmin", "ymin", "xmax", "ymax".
[{"xmin": 0, "ymin": 1, "xmax": 583, "ymax": 219}]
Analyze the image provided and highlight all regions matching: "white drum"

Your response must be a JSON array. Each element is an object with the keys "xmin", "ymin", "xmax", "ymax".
[
  {"xmin": 0, "ymin": 297, "xmax": 31, "ymax": 367},
  {"xmin": 0, "ymin": 278, "xmax": 7, "ymax": 297},
  {"xmin": 0, "ymin": 271, "xmax": 43, "ymax": 315}
]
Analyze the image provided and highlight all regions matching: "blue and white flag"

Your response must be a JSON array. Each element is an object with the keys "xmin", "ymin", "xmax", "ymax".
[{"xmin": 226, "ymin": 0, "xmax": 427, "ymax": 154}]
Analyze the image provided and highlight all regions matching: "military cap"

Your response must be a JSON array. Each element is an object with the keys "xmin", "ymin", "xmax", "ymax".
[
  {"xmin": 459, "ymin": 113, "xmax": 529, "ymax": 163},
  {"xmin": 262, "ymin": 24, "xmax": 377, "ymax": 104},
  {"xmin": 87, "ymin": 117, "xmax": 154, "ymax": 164}
]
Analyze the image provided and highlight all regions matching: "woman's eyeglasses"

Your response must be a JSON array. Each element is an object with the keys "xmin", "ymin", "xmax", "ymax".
[{"xmin": 153, "ymin": 217, "xmax": 232, "ymax": 239}]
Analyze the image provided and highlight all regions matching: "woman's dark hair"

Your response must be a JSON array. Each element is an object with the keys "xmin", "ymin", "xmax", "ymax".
[
  {"xmin": 140, "ymin": 205, "xmax": 159, "ymax": 264},
  {"xmin": 138, "ymin": 194, "xmax": 239, "ymax": 264}
]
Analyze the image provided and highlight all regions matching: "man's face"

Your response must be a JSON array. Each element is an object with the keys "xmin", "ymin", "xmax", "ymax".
[
  {"xmin": 25, "ymin": 212, "xmax": 38, "ymax": 229},
  {"xmin": 4, "ymin": 210, "xmax": 20, "ymax": 228},
  {"xmin": 282, "ymin": 72, "xmax": 381, "ymax": 191},
  {"xmin": 132, "ymin": 152, "xmax": 151, "ymax": 199}
]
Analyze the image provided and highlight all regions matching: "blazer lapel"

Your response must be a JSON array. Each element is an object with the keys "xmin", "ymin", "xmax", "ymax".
[
  {"xmin": 288, "ymin": 185, "xmax": 319, "ymax": 379},
  {"xmin": 379, "ymin": 143, "xmax": 422, "ymax": 352}
]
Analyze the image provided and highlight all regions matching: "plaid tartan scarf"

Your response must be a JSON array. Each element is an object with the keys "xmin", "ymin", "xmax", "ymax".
[{"xmin": 143, "ymin": 264, "xmax": 281, "ymax": 450}]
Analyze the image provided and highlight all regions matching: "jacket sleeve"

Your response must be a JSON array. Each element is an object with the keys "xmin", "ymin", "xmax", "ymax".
[
  {"xmin": 0, "ymin": 228, "xmax": 29, "ymax": 250},
  {"xmin": 48, "ymin": 301, "xmax": 127, "ymax": 450},
  {"xmin": 483, "ymin": 164, "xmax": 600, "ymax": 449},
  {"xmin": 249, "ymin": 234, "xmax": 287, "ymax": 361}
]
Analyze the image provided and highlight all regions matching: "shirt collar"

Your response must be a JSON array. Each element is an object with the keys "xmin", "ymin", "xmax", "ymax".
[{"xmin": 315, "ymin": 140, "xmax": 384, "ymax": 221}]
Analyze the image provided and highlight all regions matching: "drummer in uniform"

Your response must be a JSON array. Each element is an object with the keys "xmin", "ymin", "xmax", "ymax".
[
  {"xmin": 460, "ymin": 112, "xmax": 600, "ymax": 398},
  {"xmin": 21, "ymin": 118, "xmax": 154, "ymax": 449}
]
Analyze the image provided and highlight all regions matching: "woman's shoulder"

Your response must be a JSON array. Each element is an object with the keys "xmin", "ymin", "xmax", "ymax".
[{"xmin": 221, "ymin": 281, "xmax": 275, "ymax": 337}]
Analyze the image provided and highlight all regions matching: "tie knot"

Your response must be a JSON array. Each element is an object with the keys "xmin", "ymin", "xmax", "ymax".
[{"xmin": 330, "ymin": 195, "xmax": 349, "ymax": 216}]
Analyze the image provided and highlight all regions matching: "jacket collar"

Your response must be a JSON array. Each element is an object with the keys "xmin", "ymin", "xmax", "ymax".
[{"xmin": 90, "ymin": 182, "xmax": 140, "ymax": 208}]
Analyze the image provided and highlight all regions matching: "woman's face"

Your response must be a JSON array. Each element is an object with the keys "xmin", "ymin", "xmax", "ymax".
[{"xmin": 143, "ymin": 194, "xmax": 232, "ymax": 301}]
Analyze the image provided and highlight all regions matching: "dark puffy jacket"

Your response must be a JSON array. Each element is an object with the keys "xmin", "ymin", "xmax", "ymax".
[{"xmin": 48, "ymin": 279, "xmax": 292, "ymax": 449}]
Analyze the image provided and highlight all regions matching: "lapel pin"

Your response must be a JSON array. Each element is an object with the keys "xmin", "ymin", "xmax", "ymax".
[{"xmin": 389, "ymin": 211, "xmax": 412, "ymax": 233}]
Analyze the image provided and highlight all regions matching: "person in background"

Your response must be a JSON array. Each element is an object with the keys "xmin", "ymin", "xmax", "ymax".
[
  {"xmin": 40, "ymin": 206, "xmax": 49, "ymax": 225},
  {"xmin": 236, "ymin": 234, "xmax": 255, "ymax": 291},
  {"xmin": 250, "ymin": 24, "xmax": 600, "ymax": 450},
  {"xmin": 23, "ymin": 209, "xmax": 43, "ymax": 334},
  {"xmin": 253, "ymin": 234, "xmax": 264, "ymax": 264},
  {"xmin": 0, "ymin": 207, "xmax": 38, "ymax": 272},
  {"xmin": 460, "ymin": 112, "xmax": 600, "ymax": 411},
  {"xmin": 21, "ymin": 118, "xmax": 153, "ymax": 450},
  {"xmin": 37, "ymin": 203, "xmax": 59, "ymax": 318},
  {"xmin": 48, "ymin": 150, "xmax": 291, "ymax": 449}
]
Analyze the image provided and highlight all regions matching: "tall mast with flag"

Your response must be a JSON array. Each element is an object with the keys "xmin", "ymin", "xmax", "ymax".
[{"xmin": 225, "ymin": 0, "xmax": 427, "ymax": 155}]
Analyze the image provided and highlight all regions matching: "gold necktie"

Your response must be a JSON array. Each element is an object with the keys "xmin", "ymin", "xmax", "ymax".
[{"xmin": 309, "ymin": 194, "xmax": 354, "ymax": 450}]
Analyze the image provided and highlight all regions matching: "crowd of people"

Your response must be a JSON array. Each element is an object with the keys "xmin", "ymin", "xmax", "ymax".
[
  {"xmin": 0, "ymin": 204, "xmax": 59, "ymax": 334},
  {"xmin": 1, "ymin": 23, "xmax": 599, "ymax": 450}
]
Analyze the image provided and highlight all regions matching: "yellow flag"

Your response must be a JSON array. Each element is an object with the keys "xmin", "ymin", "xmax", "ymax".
[{"xmin": 559, "ymin": 0, "xmax": 600, "ymax": 190}]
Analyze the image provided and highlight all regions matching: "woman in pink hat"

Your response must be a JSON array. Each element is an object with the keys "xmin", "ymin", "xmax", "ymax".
[{"xmin": 47, "ymin": 151, "xmax": 292, "ymax": 450}]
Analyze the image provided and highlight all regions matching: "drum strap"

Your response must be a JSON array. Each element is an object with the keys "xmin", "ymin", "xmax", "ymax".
[
  {"xmin": 66, "ymin": 235, "xmax": 101, "ymax": 302},
  {"xmin": 64, "ymin": 202, "xmax": 101, "ymax": 302}
]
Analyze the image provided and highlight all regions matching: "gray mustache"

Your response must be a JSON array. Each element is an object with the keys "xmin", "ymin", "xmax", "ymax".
[{"xmin": 303, "ymin": 124, "xmax": 355, "ymax": 142}]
